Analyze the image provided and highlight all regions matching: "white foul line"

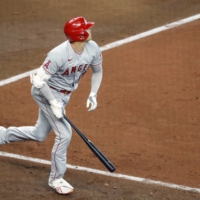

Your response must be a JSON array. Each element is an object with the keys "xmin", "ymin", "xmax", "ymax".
[
  {"xmin": 0, "ymin": 14, "xmax": 200, "ymax": 87},
  {"xmin": 0, "ymin": 151, "xmax": 200, "ymax": 193},
  {"xmin": 0, "ymin": 69, "xmax": 38, "ymax": 86},
  {"xmin": 0, "ymin": 14, "xmax": 200, "ymax": 193}
]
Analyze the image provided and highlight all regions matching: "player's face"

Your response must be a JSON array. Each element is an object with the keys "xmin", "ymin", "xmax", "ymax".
[{"xmin": 86, "ymin": 29, "xmax": 92, "ymax": 41}]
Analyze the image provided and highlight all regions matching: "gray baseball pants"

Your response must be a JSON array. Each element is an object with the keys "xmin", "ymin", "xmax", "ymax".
[{"xmin": 0, "ymin": 86, "xmax": 72, "ymax": 184}]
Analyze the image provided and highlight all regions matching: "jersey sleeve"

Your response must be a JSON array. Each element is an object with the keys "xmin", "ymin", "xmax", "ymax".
[
  {"xmin": 91, "ymin": 43, "xmax": 103, "ymax": 67},
  {"xmin": 42, "ymin": 52, "xmax": 61, "ymax": 75}
]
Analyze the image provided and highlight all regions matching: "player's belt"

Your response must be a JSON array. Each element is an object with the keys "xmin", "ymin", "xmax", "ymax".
[{"xmin": 49, "ymin": 86, "xmax": 71, "ymax": 95}]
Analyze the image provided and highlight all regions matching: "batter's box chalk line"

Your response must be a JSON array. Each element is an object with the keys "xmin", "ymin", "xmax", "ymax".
[
  {"xmin": 0, "ymin": 151, "xmax": 200, "ymax": 194},
  {"xmin": 0, "ymin": 14, "xmax": 200, "ymax": 87}
]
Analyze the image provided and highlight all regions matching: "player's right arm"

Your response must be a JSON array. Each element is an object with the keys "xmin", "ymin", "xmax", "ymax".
[
  {"xmin": 30, "ymin": 66, "xmax": 54, "ymax": 101},
  {"xmin": 30, "ymin": 57, "xmax": 63, "ymax": 119}
]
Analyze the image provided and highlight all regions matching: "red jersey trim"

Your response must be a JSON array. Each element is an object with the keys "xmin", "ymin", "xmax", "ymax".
[
  {"xmin": 43, "ymin": 66, "xmax": 53, "ymax": 75},
  {"xmin": 70, "ymin": 43, "xmax": 84, "ymax": 55},
  {"xmin": 91, "ymin": 62, "xmax": 102, "ymax": 67}
]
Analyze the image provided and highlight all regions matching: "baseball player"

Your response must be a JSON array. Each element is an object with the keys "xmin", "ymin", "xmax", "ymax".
[{"xmin": 0, "ymin": 16, "xmax": 103, "ymax": 195}]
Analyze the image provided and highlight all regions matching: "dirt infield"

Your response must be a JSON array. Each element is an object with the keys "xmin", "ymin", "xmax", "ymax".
[{"xmin": 1, "ymin": 1, "xmax": 200, "ymax": 199}]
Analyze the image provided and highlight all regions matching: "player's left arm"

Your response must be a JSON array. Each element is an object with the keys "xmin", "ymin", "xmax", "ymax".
[
  {"xmin": 86, "ymin": 64, "xmax": 103, "ymax": 112},
  {"xmin": 90, "ymin": 64, "xmax": 103, "ymax": 94},
  {"xmin": 86, "ymin": 42, "xmax": 103, "ymax": 112}
]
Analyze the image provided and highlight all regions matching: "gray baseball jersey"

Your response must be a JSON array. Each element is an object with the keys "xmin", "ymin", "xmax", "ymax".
[{"xmin": 43, "ymin": 40, "xmax": 102, "ymax": 91}]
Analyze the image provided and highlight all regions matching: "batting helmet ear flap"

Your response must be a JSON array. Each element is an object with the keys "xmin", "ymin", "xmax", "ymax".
[{"xmin": 78, "ymin": 30, "xmax": 89, "ymax": 41}]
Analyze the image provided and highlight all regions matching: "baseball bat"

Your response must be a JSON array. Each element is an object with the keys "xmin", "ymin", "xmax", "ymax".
[{"xmin": 63, "ymin": 115, "xmax": 116, "ymax": 172}]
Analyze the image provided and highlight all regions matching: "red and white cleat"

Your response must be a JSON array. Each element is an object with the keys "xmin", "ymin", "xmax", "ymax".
[
  {"xmin": 0, "ymin": 126, "xmax": 6, "ymax": 133},
  {"xmin": 49, "ymin": 178, "xmax": 74, "ymax": 195}
]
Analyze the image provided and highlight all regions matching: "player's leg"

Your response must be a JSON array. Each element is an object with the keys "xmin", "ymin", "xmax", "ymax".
[
  {"xmin": 31, "ymin": 86, "xmax": 73, "ymax": 189},
  {"xmin": 48, "ymin": 116, "xmax": 72, "ymax": 182},
  {"xmin": 0, "ymin": 108, "xmax": 52, "ymax": 144},
  {"xmin": 37, "ymin": 90, "xmax": 73, "ymax": 191},
  {"xmin": 0, "ymin": 86, "xmax": 55, "ymax": 144},
  {"xmin": 46, "ymin": 108, "xmax": 73, "ymax": 194},
  {"xmin": 39, "ymin": 96, "xmax": 72, "ymax": 183}
]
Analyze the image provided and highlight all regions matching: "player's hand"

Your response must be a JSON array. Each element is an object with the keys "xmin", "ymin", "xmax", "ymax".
[
  {"xmin": 86, "ymin": 92, "xmax": 97, "ymax": 112},
  {"xmin": 50, "ymin": 99, "xmax": 63, "ymax": 118}
]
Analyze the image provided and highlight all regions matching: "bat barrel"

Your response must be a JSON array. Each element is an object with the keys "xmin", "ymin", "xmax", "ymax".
[
  {"xmin": 63, "ymin": 115, "xmax": 116, "ymax": 173},
  {"xmin": 87, "ymin": 141, "xmax": 116, "ymax": 172}
]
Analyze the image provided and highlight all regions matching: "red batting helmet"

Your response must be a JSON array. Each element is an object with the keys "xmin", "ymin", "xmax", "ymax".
[{"xmin": 64, "ymin": 16, "xmax": 94, "ymax": 42}]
